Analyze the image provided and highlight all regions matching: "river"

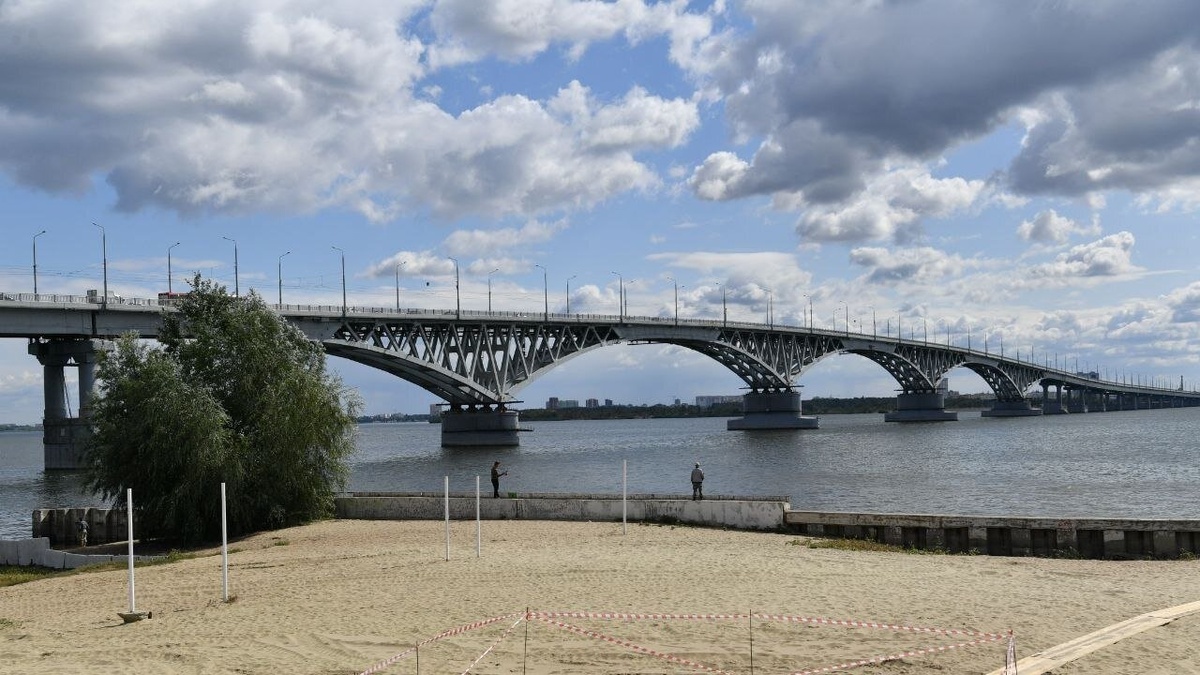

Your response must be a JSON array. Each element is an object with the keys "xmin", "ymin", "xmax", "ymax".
[{"xmin": 3, "ymin": 408, "xmax": 1198, "ymax": 539}]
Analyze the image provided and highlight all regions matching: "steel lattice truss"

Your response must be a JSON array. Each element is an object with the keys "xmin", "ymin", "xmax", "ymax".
[{"xmin": 303, "ymin": 317, "xmax": 1086, "ymax": 406}]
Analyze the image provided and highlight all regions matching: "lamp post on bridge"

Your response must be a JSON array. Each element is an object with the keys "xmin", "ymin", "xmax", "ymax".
[
  {"xmin": 332, "ymin": 246, "xmax": 347, "ymax": 316},
  {"xmin": 668, "ymin": 276, "xmax": 679, "ymax": 326},
  {"xmin": 448, "ymin": 257, "xmax": 460, "ymax": 319},
  {"xmin": 222, "ymin": 236, "xmax": 239, "ymax": 297},
  {"xmin": 803, "ymin": 293, "xmax": 812, "ymax": 330},
  {"xmin": 566, "ymin": 274, "xmax": 576, "ymax": 315},
  {"xmin": 277, "ymin": 251, "xmax": 290, "ymax": 305},
  {"xmin": 611, "ymin": 271, "xmax": 624, "ymax": 322},
  {"xmin": 92, "ymin": 222, "xmax": 108, "ymax": 308},
  {"xmin": 838, "ymin": 300, "xmax": 848, "ymax": 335},
  {"xmin": 487, "ymin": 268, "xmax": 499, "ymax": 312},
  {"xmin": 535, "ymin": 263, "xmax": 548, "ymax": 321},
  {"xmin": 719, "ymin": 282, "xmax": 728, "ymax": 327},
  {"xmin": 394, "ymin": 260, "xmax": 407, "ymax": 311},
  {"xmin": 168, "ymin": 241, "xmax": 181, "ymax": 295},
  {"xmin": 32, "ymin": 229, "xmax": 46, "ymax": 295}
]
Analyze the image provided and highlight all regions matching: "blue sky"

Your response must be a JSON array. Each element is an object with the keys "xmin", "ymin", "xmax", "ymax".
[{"xmin": 3, "ymin": 0, "xmax": 1200, "ymax": 424}]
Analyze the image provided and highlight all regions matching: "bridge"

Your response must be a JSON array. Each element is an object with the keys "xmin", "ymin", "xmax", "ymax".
[{"xmin": 3, "ymin": 291, "xmax": 1198, "ymax": 468}]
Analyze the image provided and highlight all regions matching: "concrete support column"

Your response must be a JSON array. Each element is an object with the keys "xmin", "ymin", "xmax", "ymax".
[
  {"xmin": 727, "ymin": 390, "xmax": 818, "ymax": 430},
  {"xmin": 884, "ymin": 391, "xmax": 957, "ymax": 422},
  {"xmin": 440, "ymin": 406, "xmax": 521, "ymax": 447},
  {"xmin": 981, "ymin": 399, "xmax": 1042, "ymax": 417},
  {"xmin": 28, "ymin": 338, "xmax": 108, "ymax": 470},
  {"xmin": 1067, "ymin": 388, "xmax": 1088, "ymax": 413},
  {"xmin": 1043, "ymin": 384, "xmax": 1068, "ymax": 414}
]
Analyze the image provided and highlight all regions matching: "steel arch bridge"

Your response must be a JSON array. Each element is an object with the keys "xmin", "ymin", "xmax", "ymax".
[{"xmin": 290, "ymin": 312, "xmax": 1058, "ymax": 408}]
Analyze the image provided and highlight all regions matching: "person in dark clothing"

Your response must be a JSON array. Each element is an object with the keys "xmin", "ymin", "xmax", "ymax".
[
  {"xmin": 690, "ymin": 462, "xmax": 704, "ymax": 500},
  {"xmin": 491, "ymin": 461, "xmax": 508, "ymax": 498}
]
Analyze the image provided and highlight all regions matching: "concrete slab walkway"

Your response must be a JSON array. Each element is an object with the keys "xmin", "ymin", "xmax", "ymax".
[{"xmin": 985, "ymin": 599, "xmax": 1200, "ymax": 674}]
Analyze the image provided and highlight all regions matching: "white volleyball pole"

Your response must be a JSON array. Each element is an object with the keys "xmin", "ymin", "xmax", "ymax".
[
  {"xmin": 622, "ymin": 460, "xmax": 627, "ymax": 535},
  {"xmin": 475, "ymin": 475, "xmax": 481, "ymax": 558},
  {"xmin": 126, "ymin": 487, "xmax": 136, "ymax": 613},
  {"xmin": 444, "ymin": 476, "xmax": 450, "ymax": 562},
  {"xmin": 221, "ymin": 482, "xmax": 229, "ymax": 602}
]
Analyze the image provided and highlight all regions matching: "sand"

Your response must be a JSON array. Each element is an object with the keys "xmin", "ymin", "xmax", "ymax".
[{"xmin": 2, "ymin": 519, "xmax": 1199, "ymax": 674}]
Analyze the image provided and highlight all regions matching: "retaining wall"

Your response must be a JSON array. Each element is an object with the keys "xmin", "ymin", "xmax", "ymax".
[
  {"xmin": 0, "ymin": 537, "xmax": 157, "ymax": 569},
  {"xmin": 30, "ymin": 507, "xmax": 128, "ymax": 547},
  {"xmin": 784, "ymin": 511, "xmax": 1200, "ymax": 560},
  {"xmin": 335, "ymin": 492, "xmax": 790, "ymax": 531}
]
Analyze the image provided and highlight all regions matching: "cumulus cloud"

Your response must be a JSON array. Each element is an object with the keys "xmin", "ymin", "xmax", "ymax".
[
  {"xmin": 848, "ymin": 246, "xmax": 974, "ymax": 285},
  {"xmin": 685, "ymin": 1, "xmax": 1200, "ymax": 226},
  {"xmin": 441, "ymin": 219, "xmax": 567, "ymax": 257},
  {"xmin": 1016, "ymin": 209, "xmax": 1101, "ymax": 245},
  {"xmin": 1029, "ymin": 231, "xmax": 1142, "ymax": 280},
  {"xmin": 795, "ymin": 167, "xmax": 987, "ymax": 244},
  {"xmin": 0, "ymin": 1, "xmax": 701, "ymax": 223}
]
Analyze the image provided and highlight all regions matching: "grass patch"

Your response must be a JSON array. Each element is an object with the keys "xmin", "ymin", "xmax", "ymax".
[
  {"xmin": 0, "ymin": 618, "xmax": 17, "ymax": 629},
  {"xmin": 803, "ymin": 538, "xmax": 905, "ymax": 553},
  {"xmin": 271, "ymin": 538, "xmax": 290, "ymax": 547},
  {"xmin": 0, "ymin": 565, "xmax": 68, "ymax": 588}
]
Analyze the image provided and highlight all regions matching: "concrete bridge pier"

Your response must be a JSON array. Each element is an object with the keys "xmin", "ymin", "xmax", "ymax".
[
  {"xmin": 440, "ymin": 405, "xmax": 521, "ymax": 446},
  {"xmin": 883, "ymin": 391, "xmax": 958, "ymax": 422},
  {"xmin": 1041, "ymin": 383, "xmax": 1068, "ymax": 414},
  {"xmin": 1066, "ymin": 388, "xmax": 1089, "ymax": 413},
  {"xmin": 981, "ymin": 399, "xmax": 1042, "ymax": 417},
  {"xmin": 28, "ymin": 338, "xmax": 106, "ymax": 470},
  {"xmin": 727, "ymin": 390, "xmax": 819, "ymax": 430}
]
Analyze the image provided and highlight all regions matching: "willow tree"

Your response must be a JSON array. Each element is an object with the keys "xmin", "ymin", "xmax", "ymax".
[{"xmin": 86, "ymin": 276, "xmax": 360, "ymax": 543}]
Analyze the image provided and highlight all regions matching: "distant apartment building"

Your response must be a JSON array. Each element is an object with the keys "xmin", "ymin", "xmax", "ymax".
[
  {"xmin": 585, "ymin": 398, "xmax": 599, "ymax": 408},
  {"xmin": 604, "ymin": 399, "xmax": 614, "ymax": 407},
  {"xmin": 694, "ymin": 395, "xmax": 743, "ymax": 408},
  {"xmin": 546, "ymin": 397, "xmax": 580, "ymax": 409}
]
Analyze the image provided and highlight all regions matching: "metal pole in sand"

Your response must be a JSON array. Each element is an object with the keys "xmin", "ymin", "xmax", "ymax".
[
  {"xmin": 622, "ymin": 460, "xmax": 627, "ymax": 535},
  {"xmin": 221, "ymin": 482, "xmax": 229, "ymax": 602},
  {"xmin": 444, "ymin": 476, "xmax": 450, "ymax": 561},
  {"xmin": 126, "ymin": 488, "xmax": 136, "ymax": 613},
  {"xmin": 476, "ymin": 475, "xmax": 481, "ymax": 558}
]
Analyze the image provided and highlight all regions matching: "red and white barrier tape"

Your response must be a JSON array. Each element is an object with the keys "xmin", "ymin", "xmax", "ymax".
[
  {"xmin": 788, "ymin": 632, "xmax": 1008, "ymax": 675},
  {"xmin": 357, "ymin": 612, "xmax": 520, "ymax": 675},
  {"xmin": 534, "ymin": 615, "xmax": 737, "ymax": 674},
  {"xmin": 359, "ymin": 609, "xmax": 1010, "ymax": 675},
  {"xmin": 459, "ymin": 614, "xmax": 526, "ymax": 675}
]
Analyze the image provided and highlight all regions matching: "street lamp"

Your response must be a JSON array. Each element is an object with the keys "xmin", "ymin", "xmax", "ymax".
[
  {"xmin": 394, "ymin": 260, "xmax": 407, "ymax": 311},
  {"xmin": 277, "ymin": 251, "xmax": 290, "ymax": 305},
  {"xmin": 32, "ymin": 230, "xmax": 46, "ymax": 295},
  {"xmin": 767, "ymin": 288, "xmax": 774, "ymax": 329},
  {"xmin": 535, "ymin": 263, "xmax": 548, "ymax": 321},
  {"xmin": 332, "ymin": 246, "xmax": 346, "ymax": 316},
  {"xmin": 92, "ymin": 222, "xmax": 107, "ymax": 307},
  {"xmin": 718, "ymin": 282, "xmax": 728, "ymax": 327},
  {"xmin": 487, "ymin": 268, "xmax": 500, "ymax": 312},
  {"xmin": 168, "ymin": 241, "xmax": 181, "ymax": 295},
  {"xmin": 838, "ymin": 300, "xmax": 848, "ymax": 335},
  {"xmin": 566, "ymin": 274, "xmax": 576, "ymax": 315},
  {"xmin": 803, "ymin": 293, "xmax": 812, "ymax": 330},
  {"xmin": 448, "ymin": 257, "xmax": 460, "ymax": 319},
  {"xmin": 222, "ymin": 236, "xmax": 239, "ymax": 297},
  {"xmin": 668, "ymin": 276, "xmax": 679, "ymax": 326},
  {"xmin": 611, "ymin": 271, "xmax": 624, "ymax": 322}
]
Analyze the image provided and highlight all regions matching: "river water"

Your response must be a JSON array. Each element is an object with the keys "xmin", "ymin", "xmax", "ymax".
[{"xmin": 2, "ymin": 408, "xmax": 1198, "ymax": 539}]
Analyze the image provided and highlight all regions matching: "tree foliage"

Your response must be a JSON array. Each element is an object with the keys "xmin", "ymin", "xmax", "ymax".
[{"xmin": 85, "ymin": 276, "xmax": 360, "ymax": 543}]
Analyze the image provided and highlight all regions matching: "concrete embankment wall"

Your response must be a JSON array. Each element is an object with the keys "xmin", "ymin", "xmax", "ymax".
[
  {"xmin": 335, "ymin": 492, "xmax": 790, "ymax": 531},
  {"xmin": 784, "ymin": 511, "xmax": 1200, "ymax": 560},
  {"xmin": 30, "ymin": 507, "xmax": 128, "ymax": 547},
  {"xmin": 336, "ymin": 494, "xmax": 1200, "ymax": 559},
  {"xmin": 0, "ymin": 537, "xmax": 157, "ymax": 569}
]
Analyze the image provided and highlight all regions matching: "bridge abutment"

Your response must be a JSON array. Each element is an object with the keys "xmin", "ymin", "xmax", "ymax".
[
  {"xmin": 28, "ymin": 338, "xmax": 106, "ymax": 470},
  {"xmin": 981, "ymin": 399, "xmax": 1042, "ymax": 417},
  {"xmin": 883, "ymin": 392, "xmax": 958, "ymax": 422},
  {"xmin": 727, "ymin": 391, "xmax": 819, "ymax": 430},
  {"xmin": 440, "ymin": 406, "xmax": 521, "ymax": 447}
]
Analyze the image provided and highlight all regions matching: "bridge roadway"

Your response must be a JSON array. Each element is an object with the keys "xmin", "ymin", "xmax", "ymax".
[{"xmin": 3, "ymin": 290, "xmax": 1198, "ymax": 464}]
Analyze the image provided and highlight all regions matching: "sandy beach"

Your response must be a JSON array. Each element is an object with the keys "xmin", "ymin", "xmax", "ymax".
[{"xmin": 2, "ymin": 519, "xmax": 1199, "ymax": 674}]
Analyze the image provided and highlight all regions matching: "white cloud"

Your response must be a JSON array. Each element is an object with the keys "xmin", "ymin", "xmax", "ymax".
[
  {"xmin": 1028, "ymin": 231, "xmax": 1142, "ymax": 280},
  {"xmin": 442, "ymin": 219, "xmax": 568, "ymax": 257},
  {"xmin": 848, "ymin": 246, "xmax": 974, "ymax": 285},
  {"xmin": 1016, "ymin": 209, "xmax": 1100, "ymax": 245}
]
